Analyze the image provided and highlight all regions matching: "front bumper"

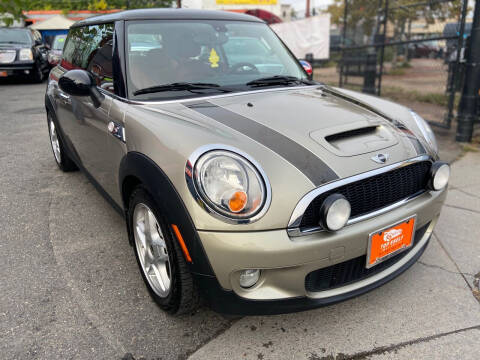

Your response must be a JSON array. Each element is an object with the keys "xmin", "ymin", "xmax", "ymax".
[
  {"xmin": 0, "ymin": 61, "xmax": 35, "ymax": 76},
  {"xmin": 196, "ymin": 188, "xmax": 446, "ymax": 314}
]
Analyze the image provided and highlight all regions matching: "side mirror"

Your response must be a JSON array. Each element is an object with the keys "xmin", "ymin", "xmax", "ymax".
[{"xmin": 59, "ymin": 69, "xmax": 104, "ymax": 108}]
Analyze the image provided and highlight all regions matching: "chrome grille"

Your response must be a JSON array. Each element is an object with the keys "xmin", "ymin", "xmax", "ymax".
[{"xmin": 295, "ymin": 160, "xmax": 432, "ymax": 232}]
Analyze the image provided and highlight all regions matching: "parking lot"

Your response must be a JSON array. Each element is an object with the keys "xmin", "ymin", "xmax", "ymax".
[{"xmin": 1, "ymin": 81, "xmax": 479, "ymax": 360}]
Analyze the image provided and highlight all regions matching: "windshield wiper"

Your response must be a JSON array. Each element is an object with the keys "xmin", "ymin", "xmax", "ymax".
[
  {"xmin": 133, "ymin": 82, "xmax": 229, "ymax": 96},
  {"xmin": 246, "ymin": 76, "xmax": 316, "ymax": 87}
]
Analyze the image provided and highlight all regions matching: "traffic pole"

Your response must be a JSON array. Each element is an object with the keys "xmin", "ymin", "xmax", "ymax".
[
  {"xmin": 306, "ymin": 0, "xmax": 310, "ymax": 18},
  {"xmin": 456, "ymin": 0, "xmax": 480, "ymax": 142}
]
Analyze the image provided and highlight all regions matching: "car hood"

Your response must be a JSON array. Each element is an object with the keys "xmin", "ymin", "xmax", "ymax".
[
  {"xmin": 0, "ymin": 43, "xmax": 30, "ymax": 50},
  {"xmin": 127, "ymin": 85, "xmax": 431, "ymax": 231},
  {"xmin": 177, "ymin": 85, "xmax": 429, "ymax": 183}
]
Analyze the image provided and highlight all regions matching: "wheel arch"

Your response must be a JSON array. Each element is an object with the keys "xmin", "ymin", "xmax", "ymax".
[{"xmin": 119, "ymin": 151, "xmax": 214, "ymax": 276}]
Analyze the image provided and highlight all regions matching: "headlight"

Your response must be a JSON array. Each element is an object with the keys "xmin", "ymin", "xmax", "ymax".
[
  {"xmin": 428, "ymin": 162, "xmax": 450, "ymax": 191},
  {"xmin": 410, "ymin": 110, "xmax": 438, "ymax": 155},
  {"xmin": 19, "ymin": 48, "xmax": 33, "ymax": 61},
  {"xmin": 319, "ymin": 194, "xmax": 351, "ymax": 231},
  {"xmin": 191, "ymin": 149, "xmax": 269, "ymax": 221}
]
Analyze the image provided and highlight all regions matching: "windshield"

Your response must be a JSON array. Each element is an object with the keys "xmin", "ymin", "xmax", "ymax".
[
  {"xmin": 52, "ymin": 35, "xmax": 67, "ymax": 50},
  {"xmin": 0, "ymin": 28, "xmax": 31, "ymax": 45},
  {"xmin": 126, "ymin": 20, "xmax": 307, "ymax": 100}
]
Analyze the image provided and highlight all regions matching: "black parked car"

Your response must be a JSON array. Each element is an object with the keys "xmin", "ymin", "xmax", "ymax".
[{"xmin": 0, "ymin": 27, "xmax": 50, "ymax": 82}]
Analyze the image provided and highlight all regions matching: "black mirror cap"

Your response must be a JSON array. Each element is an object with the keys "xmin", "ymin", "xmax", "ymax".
[{"xmin": 59, "ymin": 69, "xmax": 94, "ymax": 97}]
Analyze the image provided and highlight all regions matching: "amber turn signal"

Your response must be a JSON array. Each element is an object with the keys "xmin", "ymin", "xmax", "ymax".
[{"xmin": 228, "ymin": 191, "xmax": 248, "ymax": 213}]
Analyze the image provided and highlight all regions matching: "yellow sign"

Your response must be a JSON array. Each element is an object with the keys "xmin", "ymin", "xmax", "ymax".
[
  {"xmin": 216, "ymin": 0, "xmax": 277, "ymax": 4},
  {"xmin": 209, "ymin": 48, "xmax": 220, "ymax": 68}
]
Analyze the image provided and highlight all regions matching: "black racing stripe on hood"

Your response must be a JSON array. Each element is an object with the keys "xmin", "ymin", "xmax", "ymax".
[{"xmin": 187, "ymin": 101, "xmax": 339, "ymax": 186}]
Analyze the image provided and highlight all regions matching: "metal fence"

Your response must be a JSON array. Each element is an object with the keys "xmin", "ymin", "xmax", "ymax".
[{"xmin": 317, "ymin": 0, "xmax": 474, "ymax": 130}]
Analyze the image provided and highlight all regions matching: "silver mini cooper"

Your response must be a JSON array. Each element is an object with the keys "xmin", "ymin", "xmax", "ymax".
[{"xmin": 45, "ymin": 9, "xmax": 450, "ymax": 315}]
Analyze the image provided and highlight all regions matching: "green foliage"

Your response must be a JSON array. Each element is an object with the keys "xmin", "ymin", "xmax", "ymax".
[
  {"xmin": 325, "ymin": 0, "xmax": 463, "ymax": 37},
  {"xmin": 0, "ymin": 0, "xmax": 174, "ymax": 26}
]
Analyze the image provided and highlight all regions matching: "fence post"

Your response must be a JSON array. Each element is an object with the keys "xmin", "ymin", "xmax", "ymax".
[
  {"xmin": 363, "ymin": 53, "xmax": 377, "ymax": 95},
  {"xmin": 456, "ymin": 0, "xmax": 480, "ymax": 142}
]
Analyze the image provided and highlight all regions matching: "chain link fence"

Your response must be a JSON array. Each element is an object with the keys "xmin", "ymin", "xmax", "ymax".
[{"xmin": 315, "ymin": 0, "xmax": 473, "ymax": 129}]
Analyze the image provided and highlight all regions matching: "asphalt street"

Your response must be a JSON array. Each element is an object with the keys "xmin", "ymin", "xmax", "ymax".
[
  {"xmin": 0, "ymin": 82, "xmax": 231, "ymax": 359},
  {"xmin": 1, "ymin": 81, "xmax": 479, "ymax": 360}
]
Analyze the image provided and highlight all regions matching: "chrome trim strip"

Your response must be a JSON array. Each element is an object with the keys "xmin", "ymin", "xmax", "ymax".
[
  {"xmin": 287, "ymin": 155, "xmax": 433, "ymax": 237},
  {"xmin": 306, "ymin": 218, "xmax": 436, "ymax": 299},
  {"xmin": 185, "ymin": 144, "xmax": 272, "ymax": 225}
]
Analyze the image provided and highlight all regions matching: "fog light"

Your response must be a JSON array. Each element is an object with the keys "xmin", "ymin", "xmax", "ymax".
[
  {"xmin": 239, "ymin": 269, "xmax": 260, "ymax": 288},
  {"xmin": 429, "ymin": 162, "xmax": 450, "ymax": 191},
  {"xmin": 319, "ymin": 194, "xmax": 351, "ymax": 231}
]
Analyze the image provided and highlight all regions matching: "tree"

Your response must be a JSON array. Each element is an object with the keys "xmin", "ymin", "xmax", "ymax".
[
  {"xmin": 325, "ymin": 0, "xmax": 463, "ymax": 66},
  {"xmin": 326, "ymin": 0, "xmax": 463, "ymax": 40},
  {"xmin": 0, "ymin": 0, "xmax": 174, "ymax": 26}
]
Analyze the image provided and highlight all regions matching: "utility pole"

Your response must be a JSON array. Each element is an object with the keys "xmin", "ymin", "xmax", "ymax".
[
  {"xmin": 456, "ymin": 0, "xmax": 480, "ymax": 142},
  {"xmin": 177, "ymin": 0, "xmax": 181, "ymax": 8},
  {"xmin": 306, "ymin": 0, "xmax": 310, "ymax": 18}
]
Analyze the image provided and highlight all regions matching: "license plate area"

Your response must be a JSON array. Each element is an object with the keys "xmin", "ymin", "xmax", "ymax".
[
  {"xmin": 0, "ymin": 71, "xmax": 8, "ymax": 77},
  {"xmin": 366, "ymin": 216, "xmax": 416, "ymax": 269}
]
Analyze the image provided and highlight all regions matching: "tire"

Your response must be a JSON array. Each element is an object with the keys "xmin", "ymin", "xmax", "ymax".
[
  {"xmin": 47, "ymin": 112, "xmax": 78, "ymax": 172},
  {"xmin": 128, "ymin": 186, "xmax": 201, "ymax": 315}
]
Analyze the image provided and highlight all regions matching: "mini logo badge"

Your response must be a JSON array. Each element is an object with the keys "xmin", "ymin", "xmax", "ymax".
[{"xmin": 371, "ymin": 153, "xmax": 389, "ymax": 164}]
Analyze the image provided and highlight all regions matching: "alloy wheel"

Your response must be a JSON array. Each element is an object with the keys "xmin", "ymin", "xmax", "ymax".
[
  {"xmin": 49, "ymin": 118, "xmax": 62, "ymax": 164},
  {"xmin": 133, "ymin": 203, "xmax": 172, "ymax": 297}
]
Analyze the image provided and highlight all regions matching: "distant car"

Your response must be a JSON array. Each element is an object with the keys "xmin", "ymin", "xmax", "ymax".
[
  {"xmin": 46, "ymin": 9, "xmax": 449, "ymax": 316},
  {"xmin": 0, "ymin": 27, "xmax": 49, "ymax": 82},
  {"xmin": 47, "ymin": 34, "xmax": 67, "ymax": 67},
  {"xmin": 409, "ymin": 41, "xmax": 443, "ymax": 59}
]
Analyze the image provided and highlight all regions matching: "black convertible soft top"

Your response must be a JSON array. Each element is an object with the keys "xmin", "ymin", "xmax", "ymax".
[{"xmin": 72, "ymin": 8, "xmax": 264, "ymax": 28}]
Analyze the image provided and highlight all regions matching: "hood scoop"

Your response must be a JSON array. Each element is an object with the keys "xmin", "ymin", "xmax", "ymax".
[{"xmin": 311, "ymin": 122, "xmax": 398, "ymax": 157}]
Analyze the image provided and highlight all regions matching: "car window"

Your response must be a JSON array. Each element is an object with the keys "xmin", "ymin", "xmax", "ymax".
[
  {"xmin": 126, "ymin": 20, "xmax": 306, "ymax": 100},
  {"xmin": 0, "ymin": 28, "xmax": 32, "ymax": 45},
  {"xmin": 52, "ymin": 35, "xmax": 66, "ymax": 50},
  {"xmin": 62, "ymin": 23, "xmax": 114, "ymax": 93}
]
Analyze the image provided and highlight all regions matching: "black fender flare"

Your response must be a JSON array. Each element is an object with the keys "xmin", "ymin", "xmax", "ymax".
[{"xmin": 119, "ymin": 151, "xmax": 214, "ymax": 276}]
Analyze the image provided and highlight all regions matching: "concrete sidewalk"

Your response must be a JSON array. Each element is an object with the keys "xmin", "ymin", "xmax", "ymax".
[{"xmin": 189, "ymin": 152, "xmax": 480, "ymax": 360}]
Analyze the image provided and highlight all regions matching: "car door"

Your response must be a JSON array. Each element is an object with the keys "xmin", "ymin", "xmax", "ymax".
[{"xmin": 54, "ymin": 23, "xmax": 117, "ymax": 194}]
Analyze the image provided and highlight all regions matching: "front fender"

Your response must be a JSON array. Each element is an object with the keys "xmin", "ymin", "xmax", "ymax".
[{"xmin": 119, "ymin": 151, "xmax": 214, "ymax": 276}]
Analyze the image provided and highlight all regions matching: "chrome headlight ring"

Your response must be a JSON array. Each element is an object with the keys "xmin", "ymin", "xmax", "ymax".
[{"xmin": 185, "ymin": 144, "xmax": 272, "ymax": 224}]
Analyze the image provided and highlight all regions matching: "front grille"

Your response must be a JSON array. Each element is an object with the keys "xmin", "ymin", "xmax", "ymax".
[
  {"xmin": 300, "ymin": 161, "xmax": 431, "ymax": 229},
  {"xmin": 305, "ymin": 222, "xmax": 430, "ymax": 292}
]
